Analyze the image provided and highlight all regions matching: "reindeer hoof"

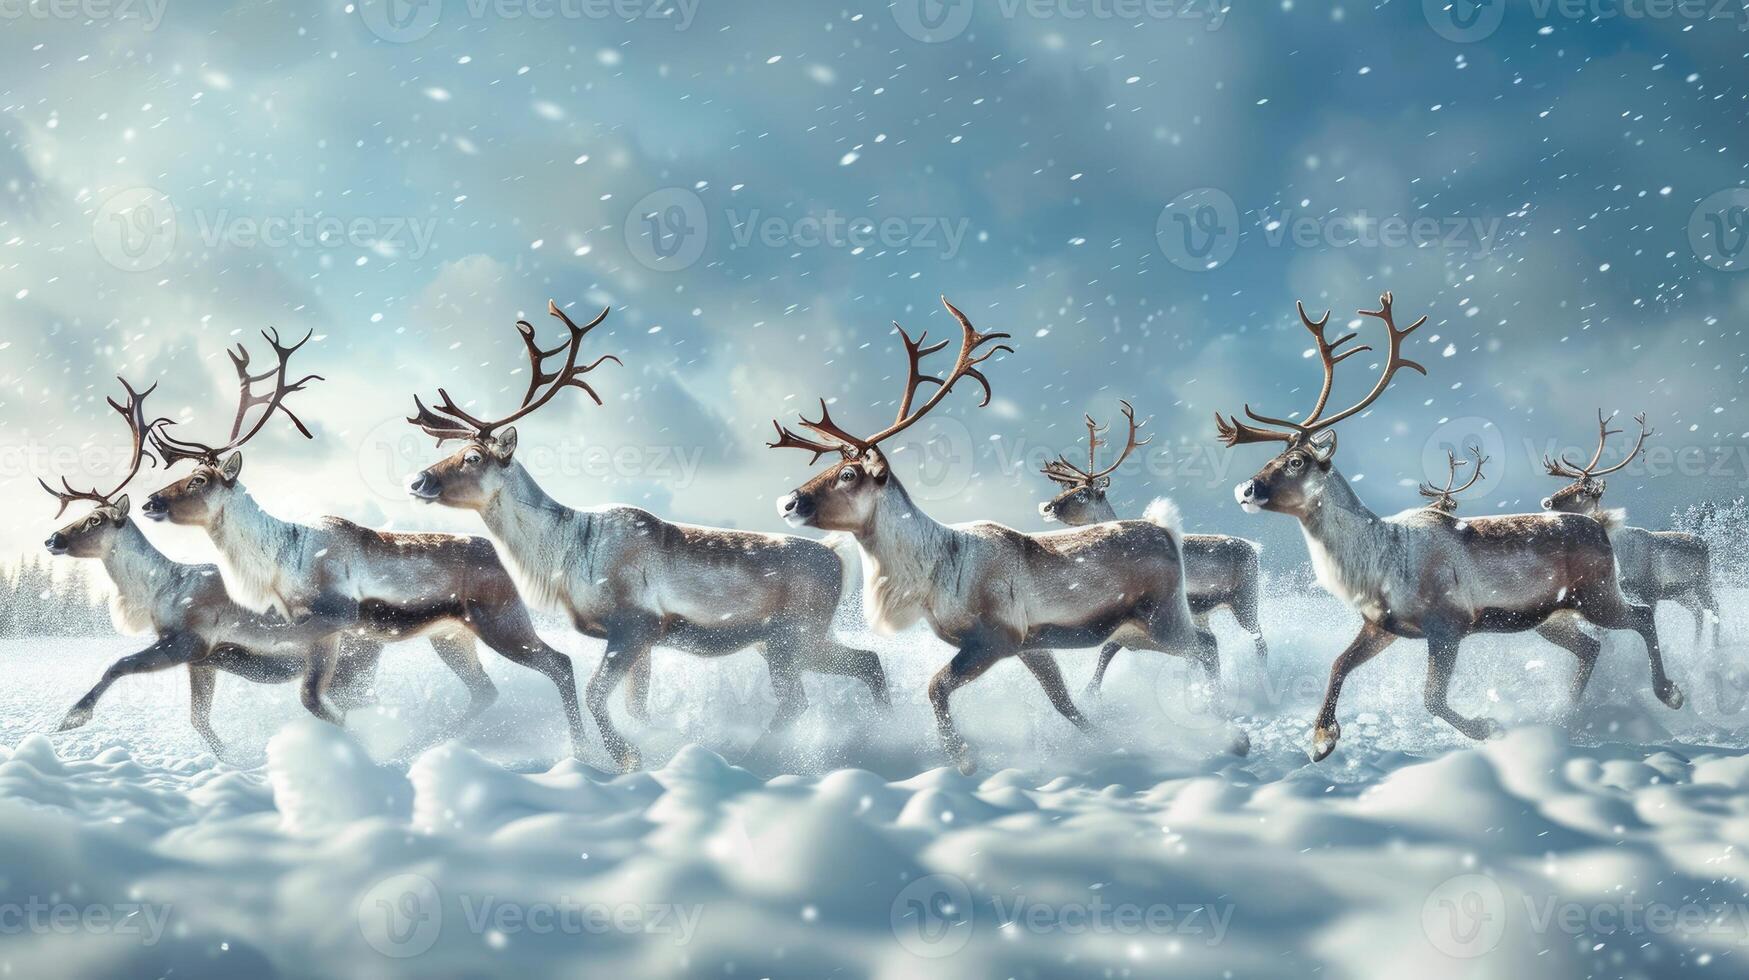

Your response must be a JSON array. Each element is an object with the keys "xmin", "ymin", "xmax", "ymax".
[
  {"xmin": 1658, "ymin": 682, "xmax": 1686, "ymax": 711},
  {"xmin": 947, "ymin": 743, "xmax": 979, "ymax": 776},
  {"xmin": 1228, "ymin": 730, "xmax": 1251, "ymax": 757},
  {"xmin": 1309, "ymin": 723, "xmax": 1339, "ymax": 762},
  {"xmin": 56, "ymin": 706, "xmax": 93, "ymax": 732}
]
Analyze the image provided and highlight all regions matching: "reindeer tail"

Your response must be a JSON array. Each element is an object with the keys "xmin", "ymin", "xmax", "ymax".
[{"xmin": 1143, "ymin": 497, "xmax": 1184, "ymax": 545}]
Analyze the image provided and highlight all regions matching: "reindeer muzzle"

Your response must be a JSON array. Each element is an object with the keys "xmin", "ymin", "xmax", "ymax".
[
  {"xmin": 1234, "ymin": 479, "xmax": 1268, "ymax": 514},
  {"xmin": 777, "ymin": 491, "xmax": 815, "ymax": 528},
  {"xmin": 44, "ymin": 533, "xmax": 69, "ymax": 556},
  {"xmin": 140, "ymin": 496, "xmax": 169, "ymax": 521},
  {"xmin": 407, "ymin": 472, "xmax": 442, "ymax": 502}
]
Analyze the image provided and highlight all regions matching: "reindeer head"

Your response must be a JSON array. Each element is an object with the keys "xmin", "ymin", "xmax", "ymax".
[
  {"xmin": 770, "ymin": 296, "xmax": 1011, "ymax": 535},
  {"xmin": 142, "ymin": 328, "xmax": 320, "ymax": 526},
  {"xmin": 1216, "ymin": 293, "xmax": 1427, "ymax": 520},
  {"xmin": 1037, "ymin": 402, "xmax": 1147, "ymax": 526},
  {"xmin": 1540, "ymin": 411, "xmax": 1649, "ymax": 516},
  {"xmin": 406, "ymin": 301, "xmax": 617, "ymax": 510},
  {"xmin": 41, "ymin": 378, "xmax": 159, "ymax": 558},
  {"xmin": 1419, "ymin": 444, "xmax": 1488, "ymax": 515}
]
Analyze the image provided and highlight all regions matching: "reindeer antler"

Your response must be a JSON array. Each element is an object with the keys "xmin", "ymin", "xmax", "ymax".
[
  {"xmin": 1041, "ymin": 401, "xmax": 1150, "ymax": 489},
  {"xmin": 408, "ymin": 301, "xmax": 619, "ymax": 445},
  {"xmin": 1215, "ymin": 292, "xmax": 1424, "ymax": 450},
  {"xmin": 1419, "ymin": 444, "xmax": 1488, "ymax": 511},
  {"xmin": 151, "ymin": 328, "xmax": 322, "ymax": 467},
  {"xmin": 768, "ymin": 295, "xmax": 1012, "ymax": 460},
  {"xmin": 1544, "ymin": 411, "xmax": 1651, "ymax": 481},
  {"xmin": 39, "ymin": 377, "xmax": 162, "ymax": 516}
]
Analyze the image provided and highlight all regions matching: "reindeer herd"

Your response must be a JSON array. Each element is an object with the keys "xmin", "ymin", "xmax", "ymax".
[{"xmin": 35, "ymin": 293, "xmax": 1725, "ymax": 772}]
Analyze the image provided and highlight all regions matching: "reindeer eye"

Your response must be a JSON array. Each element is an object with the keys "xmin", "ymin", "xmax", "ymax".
[
  {"xmin": 190, "ymin": 475, "xmax": 208, "ymax": 488},
  {"xmin": 464, "ymin": 452, "xmax": 483, "ymax": 465},
  {"xmin": 84, "ymin": 517, "xmax": 100, "ymax": 530},
  {"xmin": 1287, "ymin": 456, "xmax": 1305, "ymax": 471},
  {"xmin": 838, "ymin": 467, "xmax": 858, "ymax": 484}
]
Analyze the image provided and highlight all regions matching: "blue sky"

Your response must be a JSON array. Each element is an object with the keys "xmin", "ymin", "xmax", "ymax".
[{"xmin": 1, "ymin": 0, "xmax": 1746, "ymax": 564}]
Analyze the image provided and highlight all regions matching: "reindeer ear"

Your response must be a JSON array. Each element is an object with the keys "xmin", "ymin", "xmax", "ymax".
[
  {"xmin": 111, "ymin": 494, "xmax": 130, "ymax": 520},
  {"xmin": 491, "ymin": 426, "xmax": 519, "ymax": 462},
  {"xmin": 220, "ymin": 452, "xmax": 244, "ymax": 483}
]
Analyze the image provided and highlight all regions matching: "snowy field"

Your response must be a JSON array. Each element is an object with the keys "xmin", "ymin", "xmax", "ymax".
[{"xmin": 2, "ymin": 589, "xmax": 1748, "ymax": 979}]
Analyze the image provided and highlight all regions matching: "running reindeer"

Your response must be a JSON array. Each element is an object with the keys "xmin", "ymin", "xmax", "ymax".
[
  {"xmin": 771, "ymin": 296, "xmax": 1223, "ymax": 775},
  {"xmin": 39, "ymin": 378, "xmax": 378, "ymax": 756},
  {"xmin": 142, "ymin": 329, "xmax": 592, "ymax": 756},
  {"xmin": 1418, "ymin": 444, "xmax": 1488, "ymax": 514},
  {"xmin": 404, "ymin": 301, "xmax": 889, "ymax": 772},
  {"xmin": 1219, "ymin": 293, "xmax": 1681, "ymax": 760},
  {"xmin": 1542, "ymin": 412, "xmax": 1718, "ymax": 646},
  {"xmin": 1038, "ymin": 401, "xmax": 1268, "ymax": 690}
]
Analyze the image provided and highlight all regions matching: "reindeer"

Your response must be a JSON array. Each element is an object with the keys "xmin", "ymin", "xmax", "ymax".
[
  {"xmin": 1542, "ymin": 412, "xmax": 1719, "ymax": 646},
  {"xmin": 1218, "ymin": 293, "xmax": 1682, "ymax": 760},
  {"xmin": 141, "ymin": 329, "xmax": 592, "ymax": 757},
  {"xmin": 1418, "ymin": 444, "xmax": 1488, "ymax": 514},
  {"xmin": 1038, "ymin": 402, "xmax": 1268, "ymax": 691},
  {"xmin": 39, "ymin": 378, "xmax": 380, "ymax": 756},
  {"xmin": 771, "ymin": 296, "xmax": 1221, "ymax": 775},
  {"xmin": 403, "ymin": 301, "xmax": 889, "ymax": 772}
]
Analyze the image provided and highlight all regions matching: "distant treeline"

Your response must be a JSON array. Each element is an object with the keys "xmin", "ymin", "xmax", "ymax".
[
  {"xmin": 0, "ymin": 556, "xmax": 113, "ymax": 637},
  {"xmin": 1671, "ymin": 497, "xmax": 1749, "ymax": 587}
]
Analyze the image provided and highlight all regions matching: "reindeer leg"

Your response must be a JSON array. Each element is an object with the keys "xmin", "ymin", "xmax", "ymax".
[
  {"xmin": 927, "ymin": 636, "xmax": 1013, "ymax": 776},
  {"xmin": 1310, "ymin": 622, "xmax": 1397, "ymax": 761},
  {"xmin": 1017, "ymin": 650, "xmax": 1095, "ymax": 733},
  {"xmin": 429, "ymin": 633, "xmax": 499, "ymax": 732},
  {"xmin": 792, "ymin": 642, "xmax": 891, "ymax": 707},
  {"xmin": 624, "ymin": 649, "xmax": 653, "ymax": 723},
  {"xmin": 465, "ymin": 600, "xmax": 589, "ymax": 759},
  {"xmin": 1423, "ymin": 628, "xmax": 1502, "ymax": 742},
  {"xmin": 1084, "ymin": 643, "xmax": 1123, "ymax": 696},
  {"xmin": 328, "ymin": 637, "xmax": 384, "ymax": 714},
  {"xmin": 188, "ymin": 665, "xmax": 224, "ymax": 759},
  {"xmin": 586, "ymin": 624, "xmax": 658, "ymax": 771},
  {"xmin": 58, "ymin": 633, "xmax": 203, "ymax": 732},
  {"xmin": 1583, "ymin": 588, "xmax": 1684, "ymax": 710},
  {"xmin": 1671, "ymin": 590, "xmax": 1707, "ymax": 649},
  {"xmin": 1231, "ymin": 588, "xmax": 1268, "ymax": 663},
  {"xmin": 1534, "ymin": 616, "xmax": 1601, "ymax": 716},
  {"xmin": 759, "ymin": 641, "xmax": 810, "ymax": 736},
  {"xmin": 298, "ymin": 637, "xmax": 344, "ymax": 725}
]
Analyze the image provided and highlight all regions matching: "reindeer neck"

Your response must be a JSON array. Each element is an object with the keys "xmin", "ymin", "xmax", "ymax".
[
  {"xmin": 477, "ymin": 462, "xmax": 574, "ymax": 542},
  {"xmin": 1294, "ymin": 466, "xmax": 1398, "ymax": 604},
  {"xmin": 1086, "ymin": 497, "xmax": 1120, "ymax": 523},
  {"xmin": 855, "ymin": 476, "xmax": 957, "ymax": 587},
  {"xmin": 100, "ymin": 519, "xmax": 181, "ymax": 598}
]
